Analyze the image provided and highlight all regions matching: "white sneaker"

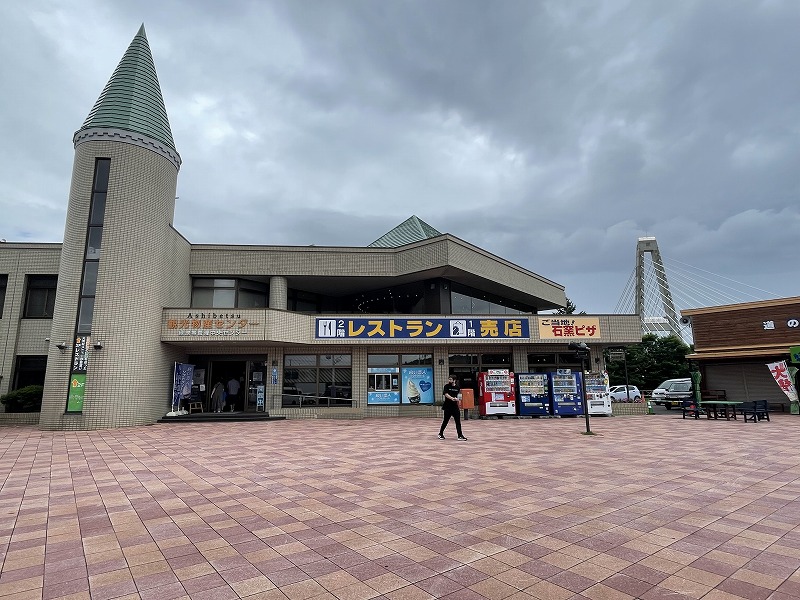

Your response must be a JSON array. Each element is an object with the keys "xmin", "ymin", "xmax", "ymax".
[
  {"xmin": 457, "ymin": 436, "xmax": 468, "ymax": 441},
  {"xmin": 438, "ymin": 434, "xmax": 445, "ymax": 440}
]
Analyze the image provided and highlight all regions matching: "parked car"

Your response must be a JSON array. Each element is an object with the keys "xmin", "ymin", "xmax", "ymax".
[
  {"xmin": 608, "ymin": 385, "xmax": 642, "ymax": 402},
  {"xmin": 651, "ymin": 378, "xmax": 691, "ymax": 407},
  {"xmin": 658, "ymin": 379, "xmax": 695, "ymax": 409}
]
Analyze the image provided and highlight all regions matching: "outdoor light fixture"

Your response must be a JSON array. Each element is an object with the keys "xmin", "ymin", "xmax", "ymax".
[
  {"xmin": 55, "ymin": 342, "xmax": 68, "ymax": 351},
  {"xmin": 93, "ymin": 341, "xmax": 103, "ymax": 350},
  {"xmin": 438, "ymin": 358, "xmax": 445, "ymax": 365}
]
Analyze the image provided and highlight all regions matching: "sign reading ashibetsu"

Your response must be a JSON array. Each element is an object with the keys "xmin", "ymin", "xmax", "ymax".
[
  {"xmin": 316, "ymin": 318, "xmax": 530, "ymax": 340},
  {"xmin": 538, "ymin": 317, "xmax": 601, "ymax": 339}
]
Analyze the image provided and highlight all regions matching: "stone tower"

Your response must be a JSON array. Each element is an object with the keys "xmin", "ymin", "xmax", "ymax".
[{"xmin": 40, "ymin": 25, "xmax": 190, "ymax": 429}]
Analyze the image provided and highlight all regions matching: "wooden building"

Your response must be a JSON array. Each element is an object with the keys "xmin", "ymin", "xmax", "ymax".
[{"xmin": 682, "ymin": 297, "xmax": 800, "ymax": 408}]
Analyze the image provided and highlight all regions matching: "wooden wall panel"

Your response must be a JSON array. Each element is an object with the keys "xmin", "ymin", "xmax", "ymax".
[{"xmin": 691, "ymin": 303, "xmax": 800, "ymax": 349}]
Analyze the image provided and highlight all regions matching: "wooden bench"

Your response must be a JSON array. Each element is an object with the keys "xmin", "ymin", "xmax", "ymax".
[
  {"xmin": 741, "ymin": 400, "xmax": 770, "ymax": 423},
  {"xmin": 188, "ymin": 401, "xmax": 203, "ymax": 414},
  {"xmin": 681, "ymin": 400, "xmax": 702, "ymax": 419}
]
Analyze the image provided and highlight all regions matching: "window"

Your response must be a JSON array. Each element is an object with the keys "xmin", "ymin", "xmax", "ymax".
[
  {"xmin": 450, "ymin": 283, "xmax": 528, "ymax": 315},
  {"xmin": 482, "ymin": 353, "xmax": 511, "ymax": 367},
  {"xmin": 74, "ymin": 158, "xmax": 110, "ymax": 337},
  {"xmin": 14, "ymin": 356, "xmax": 47, "ymax": 389},
  {"xmin": 288, "ymin": 289, "xmax": 320, "ymax": 313},
  {"xmin": 77, "ymin": 298, "xmax": 95, "ymax": 334},
  {"xmin": 191, "ymin": 278, "xmax": 267, "ymax": 309},
  {"xmin": 24, "ymin": 275, "xmax": 57, "ymax": 318},
  {"xmin": 0, "ymin": 275, "xmax": 7, "ymax": 318},
  {"xmin": 283, "ymin": 354, "xmax": 352, "ymax": 407},
  {"xmin": 448, "ymin": 353, "xmax": 478, "ymax": 365},
  {"xmin": 86, "ymin": 227, "xmax": 103, "ymax": 259}
]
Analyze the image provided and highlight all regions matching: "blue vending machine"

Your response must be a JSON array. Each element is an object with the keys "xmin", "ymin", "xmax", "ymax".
[
  {"xmin": 549, "ymin": 370, "xmax": 584, "ymax": 416},
  {"xmin": 516, "ymin": 373, "xmax": 551, "ymax": 417}
]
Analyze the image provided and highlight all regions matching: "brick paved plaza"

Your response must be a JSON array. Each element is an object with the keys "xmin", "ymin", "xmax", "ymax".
[{"xmin": 1, "ymin": 414, "xmax": 799, "ymax": 599}]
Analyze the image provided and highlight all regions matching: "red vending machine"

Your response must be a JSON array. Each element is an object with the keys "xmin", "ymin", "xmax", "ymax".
[{"xmin": 478, "ymin": 369, "xmax": 516, "ymax": 418}]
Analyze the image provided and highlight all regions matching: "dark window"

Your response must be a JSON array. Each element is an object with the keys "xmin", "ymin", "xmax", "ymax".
[
  {"xmin": 0, "ymin": 274, "xmax": 7, "ymax": 319},
  {"xmin": 81, "ymin": 262, "xmax": 99, "ymax": 296},
  {"xmin": 367, "ymin": 354, "xmax": 399, "ymax": 367},
  {"xmin": 288, "ymin": 289, "xmax": 320, "ymax": 313},
  {"xmin": 450, "ymin": 282, "xmax": 529, "ymax": 315},
  {"xmin": 283, "ymin": 354, "xmax": 352, "ymax": 406},
  {"xmin": 191, "ymin": 278, "xmax": 267, "ymax": 309},
  {"xmin": 94, "ymin": 158, "xmax": 111, "ymax": 191},
  {"xmin": 481, "ymin": 353, "xmax": 512, "ymax": 367},
  {"xmin": 13, "ymin": 356, "xmax": 47, "ymax": 389},
  {"xmin": 89, "ymin": 193, "xmax": 106, "ymax": 225},
  {"xmin": 528, "ymin": 353, "xmax": 557, "ymax": 365},
  {"xmin": 86, "ymin": 227, "xmax": 103, "ymax": 259},
  {"xmin": 77, "ymin": 298, "xmax": 95, "ymax": 334},
  {"xmin": 24, "ymin": 275, "xmax": 57, "ymax": 318},
  {"xmin": 448, "ymin": 353, "xmax": 478, "ymax": 365},
  {"xmin": 402, "ymin": 354, "xmax": 433, "ymax": 366}
]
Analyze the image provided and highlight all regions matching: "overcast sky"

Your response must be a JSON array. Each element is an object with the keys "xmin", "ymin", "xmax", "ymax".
[{"xmin": 2, "ymin": 0, "xmax": 798, "ymax": 314}]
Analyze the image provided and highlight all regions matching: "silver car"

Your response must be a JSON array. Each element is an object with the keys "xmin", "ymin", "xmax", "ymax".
[{"xmin": 651, "ymin": 378, "xmax": 691, "ymax": 408}]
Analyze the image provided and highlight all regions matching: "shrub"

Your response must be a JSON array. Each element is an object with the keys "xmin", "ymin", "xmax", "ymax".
[{"xmin": 0, "ymin": 385, "xmax": 44, "ymax": 413}]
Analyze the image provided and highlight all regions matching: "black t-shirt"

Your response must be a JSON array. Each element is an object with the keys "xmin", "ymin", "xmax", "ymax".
[{"xmin": 442, "ymin": 382, "xmax": 460, "ymax": 404}]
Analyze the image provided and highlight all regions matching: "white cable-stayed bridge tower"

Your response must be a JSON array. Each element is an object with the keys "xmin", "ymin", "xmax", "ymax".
[{"xmin": 615, "ymin": 237, "xmax": 780, "ymax": 345}]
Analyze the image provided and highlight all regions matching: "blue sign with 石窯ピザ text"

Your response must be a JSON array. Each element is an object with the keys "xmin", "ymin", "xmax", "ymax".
[{"xmin": 316, "ymin": 318, "xmax": 529, "ymax": 340}]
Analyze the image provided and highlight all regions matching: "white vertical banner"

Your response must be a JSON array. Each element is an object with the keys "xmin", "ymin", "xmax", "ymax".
[{"xmin": 767, "ymin": 361, "xmax": 798, "ymax": 402}]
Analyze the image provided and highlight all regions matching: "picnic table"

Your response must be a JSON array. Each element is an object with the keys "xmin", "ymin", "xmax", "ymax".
[{"xmin": 700, "ymin": 400, "xmax": 744, "ymax": 420}]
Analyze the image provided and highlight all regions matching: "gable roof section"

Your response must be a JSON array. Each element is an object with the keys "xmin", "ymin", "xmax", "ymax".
[
  {"xmin": 76, "ymin": 24, "xmax": 177, "ymax": 151},
  {"xmin": 368, "ymin": 215, "xmax": 443, "ymax": 248}
]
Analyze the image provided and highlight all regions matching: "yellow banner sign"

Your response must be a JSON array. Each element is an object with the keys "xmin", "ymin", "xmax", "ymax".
[{"xmin": 537, "ymin": 316, "xmax": 601, "ymax": 339}]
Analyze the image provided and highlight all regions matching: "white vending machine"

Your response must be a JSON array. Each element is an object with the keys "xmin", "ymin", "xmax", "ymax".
[{"xmin": 584, "ymin": 371, "xmax": 612, "ymax": 416}]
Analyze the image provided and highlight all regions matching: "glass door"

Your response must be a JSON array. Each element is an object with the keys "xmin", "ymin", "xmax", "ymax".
[{"xmin": 247, "ymin": 360, "xmax": 267, "ymax": 412}]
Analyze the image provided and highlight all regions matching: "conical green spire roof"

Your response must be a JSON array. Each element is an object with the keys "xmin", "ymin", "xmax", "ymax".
[
  {"xmin": 76, "ymin": 24, "xmax": 176, "ymax": 151},
  {"xmin": 368, "ymin": 215, "xmax": 443, "ymax": 247}
]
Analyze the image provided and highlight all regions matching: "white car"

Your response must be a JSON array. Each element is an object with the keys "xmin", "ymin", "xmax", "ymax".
[{"xmin": 608, "ymin": 385, "xmax": 642, "ymax": 402}]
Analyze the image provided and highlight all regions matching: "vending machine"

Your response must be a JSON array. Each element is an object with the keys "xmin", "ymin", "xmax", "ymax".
[
  {"xmin": 516, "ymin": 373, "xmax": 551, "ymax": 417},
  {"xmin": 549, "ymin": 370, "xmax": 584, "ymax": 416},
  {"xmin": 584, "ymin": 371, "xmax": 612, "ymax": 416},
  {"xmin": 478, "ymin": 369, "xmax": 516, "ymax": 417}
]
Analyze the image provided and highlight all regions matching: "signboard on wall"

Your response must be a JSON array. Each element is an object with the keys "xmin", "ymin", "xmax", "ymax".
[
  {"xmin": 67, "ymin": 374, "xmax": 85, "ymax": 412},
  {"xmin": 538, "ymin": 317, "xmax": 601, "ymax": 339},
  {"xmin": 401, "ymin": 367, "xmax": 434, "ymax": 404},
  {"xmin": 316, "ymin": 318, "xmax": 529, "ymax": 340},
  {"xmin": 790, "ymin": 346, "xmax": 800, "ymax": 364}
]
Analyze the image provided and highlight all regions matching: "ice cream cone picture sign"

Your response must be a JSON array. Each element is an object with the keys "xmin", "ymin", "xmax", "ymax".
[
  {"xmin": 401, "ymin": 367, "xmax": 434, "ymax": 404},
  {"xmin": 406, "ymin": 379, "xmax": 421, "ymax": 403}
]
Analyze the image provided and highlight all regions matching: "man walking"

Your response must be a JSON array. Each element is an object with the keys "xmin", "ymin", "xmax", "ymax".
[
  {"xmin": 226, "ymin": 376, "xmax": 241, "ymax": 411},
  {"xmin": 439, "ymin": 375, "xmax": 467, "ymax": 440}
]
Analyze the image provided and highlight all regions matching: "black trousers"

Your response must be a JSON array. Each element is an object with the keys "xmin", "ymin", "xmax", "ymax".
[{"xmin": 439, "ymin": 401, "xmax": 463, "ymax": 437}]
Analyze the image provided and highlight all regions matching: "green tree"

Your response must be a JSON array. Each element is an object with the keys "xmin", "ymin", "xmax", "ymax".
[
  {"xmin": 556, "ymin": 297, "xmax": 586, "ymax": 315},
  {"xmin": 604, "ymin": 334, "xmax": 692, "ymax": 391},
  {"xmin": 0, "ymin": 385, "xmax": 43, "ymax": 413}
]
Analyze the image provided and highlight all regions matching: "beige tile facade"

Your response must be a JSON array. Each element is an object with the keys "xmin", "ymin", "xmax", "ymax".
[
  {"xmin": 38, "ymin": 138, "xmax": 187, "ymax": 430},
  {"xmin": 0, "ymin": 244, "xmax": 61, "ymax": 397}
]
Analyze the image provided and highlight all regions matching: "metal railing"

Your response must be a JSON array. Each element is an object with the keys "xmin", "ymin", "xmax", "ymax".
[{"xmin": 278, "ymin": 394, "xmax": 353, "ymax": 408}]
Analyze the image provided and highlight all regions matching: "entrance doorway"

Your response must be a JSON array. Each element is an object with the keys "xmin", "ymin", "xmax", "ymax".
[{"xmin": 208, "ymin": 360, "xmax": 247, "ymax": 412}]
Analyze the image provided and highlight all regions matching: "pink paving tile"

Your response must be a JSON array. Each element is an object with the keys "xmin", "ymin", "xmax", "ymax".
[
  {"xmin": 180, "ymin": 572, "xmax": 229, "ymax": 595},
  {"xmin": 1, "ymin": 417, "xmax": 800, "ymax": 600},
  {"xmin": 442, "ymin": 565, "xmax": 490, "ymax": 587},
  {"xmin": 42, "ymin": 576, "xmax": 90, "ymax": 600},
  {"xmin": 415, "ymin": 574, "xmax": 466, "ymax": 597}
]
